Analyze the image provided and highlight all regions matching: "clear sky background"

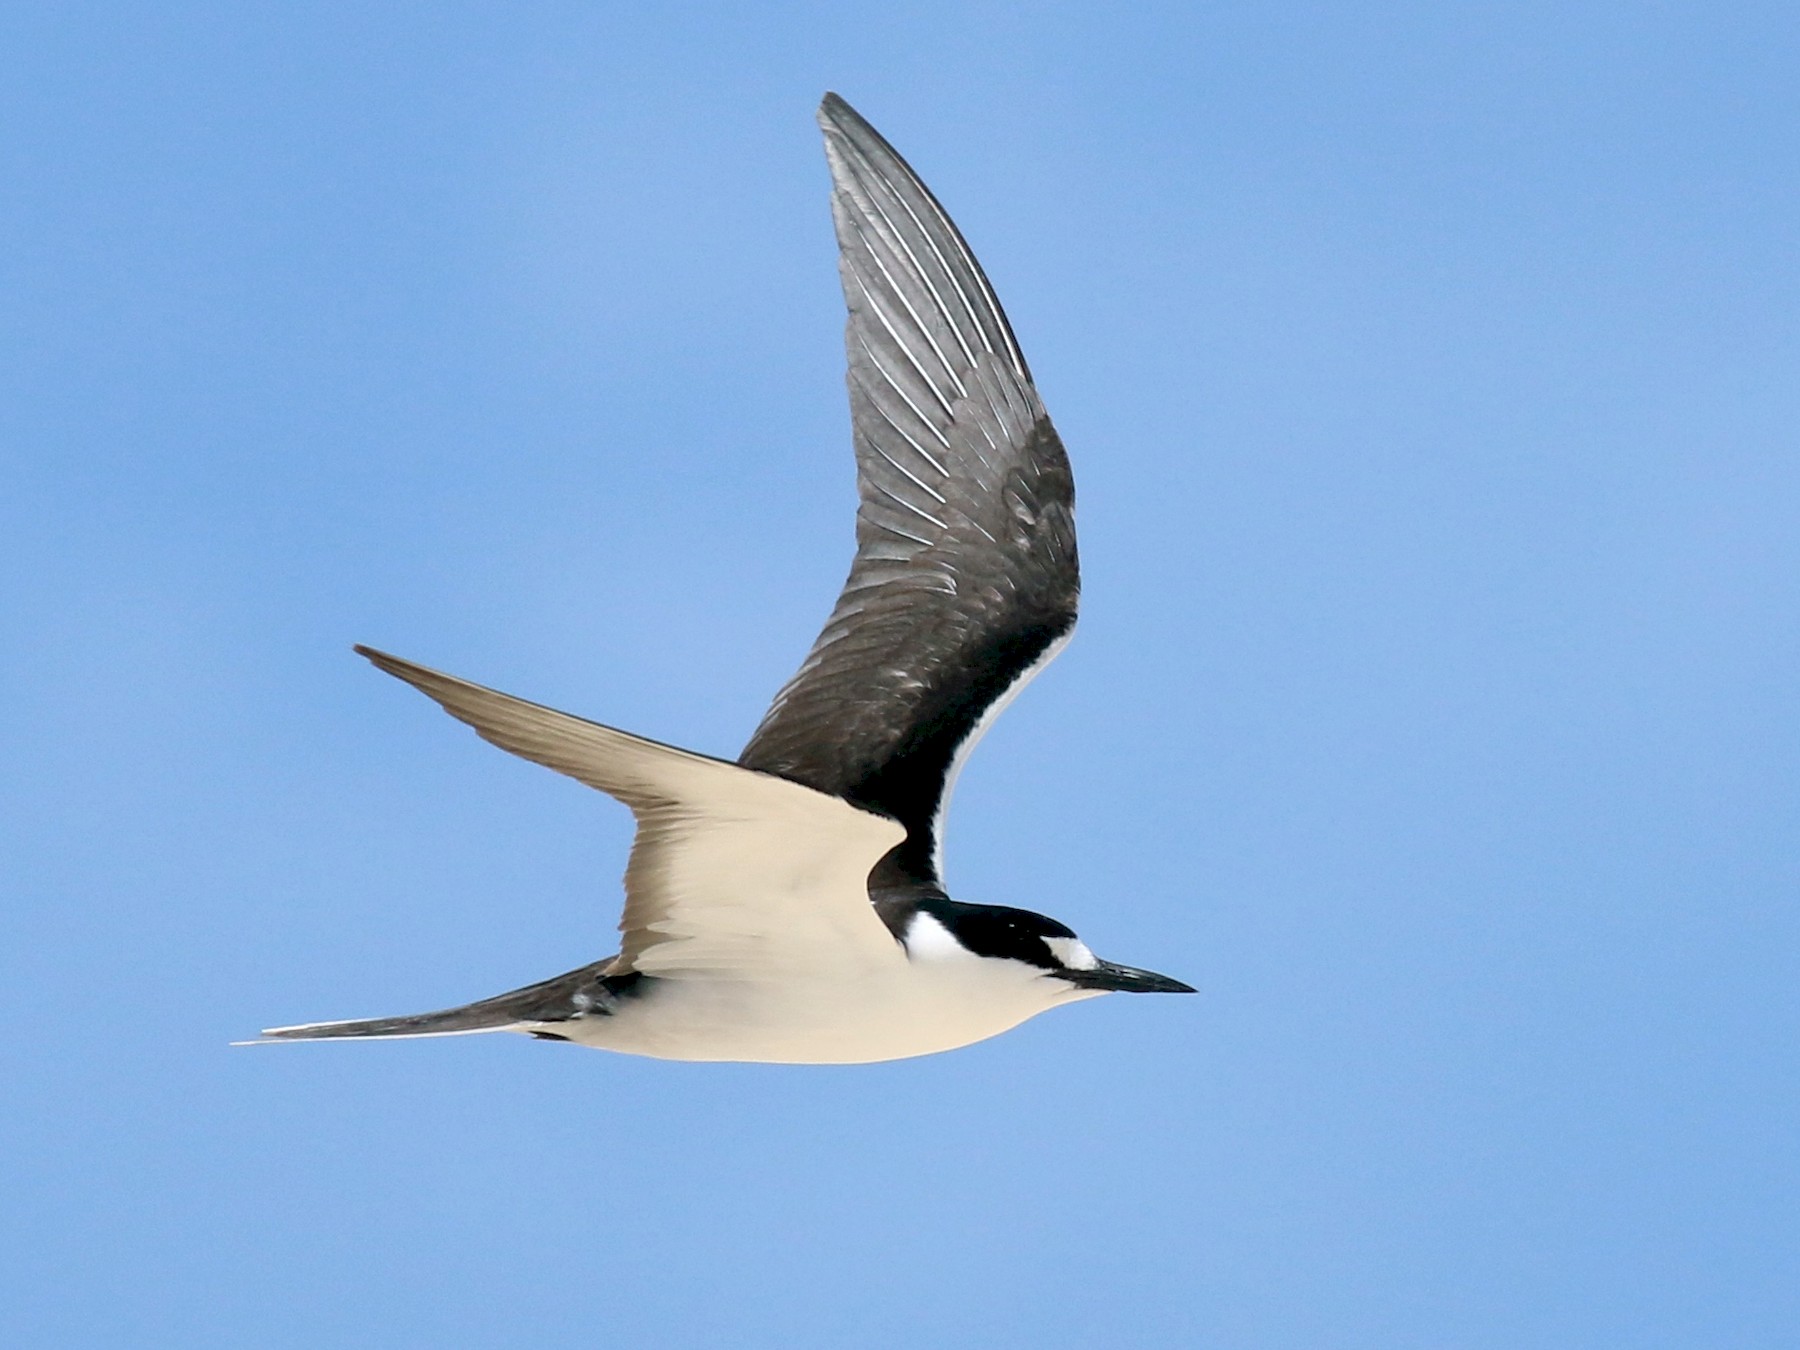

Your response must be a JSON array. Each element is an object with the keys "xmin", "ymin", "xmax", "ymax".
[{"xmin": 4, "ymin": 3, "xmax": 1795, "ymax": 1346}]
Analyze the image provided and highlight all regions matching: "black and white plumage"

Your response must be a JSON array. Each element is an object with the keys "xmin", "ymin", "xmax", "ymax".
[{"xmin": 253, "ymin": 94, "xmax": 1191, "ymax": 1065}]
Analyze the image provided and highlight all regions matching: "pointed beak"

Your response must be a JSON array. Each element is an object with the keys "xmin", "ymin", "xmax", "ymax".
[{"xmin": 1059, "ymin": 960, "xmax": 1196, "ymax": 994}]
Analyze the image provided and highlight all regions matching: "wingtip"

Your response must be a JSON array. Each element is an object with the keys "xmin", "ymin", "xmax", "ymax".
[
  {"xmin": 353, "ymin": 644, "xmax": 414, "ymax": 681},
  {"xmin": 816, "ymin": 91, "xmax": 869, "ymax": 139}
]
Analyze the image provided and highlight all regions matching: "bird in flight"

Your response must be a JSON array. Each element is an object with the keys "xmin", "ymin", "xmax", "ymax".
[{"xmin": 254, "ymin": 93, "xmax": 1192, "ymax": 1064}]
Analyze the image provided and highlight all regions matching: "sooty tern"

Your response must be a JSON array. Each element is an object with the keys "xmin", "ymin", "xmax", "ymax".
[{"xmin": 253, "ymin": 94, "xmax": 1192, "ymax": 1064}]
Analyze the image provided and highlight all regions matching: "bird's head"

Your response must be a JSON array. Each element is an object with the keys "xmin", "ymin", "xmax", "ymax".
[{"xmin": 900, "ymin": 898, "xmax": 1194, "ymax": 994}]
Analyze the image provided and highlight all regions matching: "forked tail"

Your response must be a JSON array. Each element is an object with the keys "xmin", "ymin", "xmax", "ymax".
[{"xmin": 242, "ymin": 959, "xmax": 628, "ymax": 1044}]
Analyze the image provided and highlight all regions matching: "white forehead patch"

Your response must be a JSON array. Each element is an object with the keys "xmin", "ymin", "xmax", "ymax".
[
  {"xmin": 1043, "ymin": 936, "xmax": 1098, "ymax": 971},
  {"xmin": 903, "ymin": 911, "xmax": 977, "ymax": 961}
]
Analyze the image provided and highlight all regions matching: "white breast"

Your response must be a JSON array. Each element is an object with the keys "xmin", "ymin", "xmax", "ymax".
[{"xmin": 550, "ymin": 954, "xmax": 1101, "ymax": 1064}]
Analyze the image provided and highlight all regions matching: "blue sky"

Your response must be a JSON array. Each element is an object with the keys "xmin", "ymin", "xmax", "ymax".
[{"xmin": 3, "ymin": 3, "xmax": 1795, "ymax": 1346}]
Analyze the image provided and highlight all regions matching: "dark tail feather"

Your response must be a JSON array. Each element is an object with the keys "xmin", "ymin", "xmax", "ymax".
[{"xmin": 242, "ymin": 958, "xmax": 624, "ymax": 1044}]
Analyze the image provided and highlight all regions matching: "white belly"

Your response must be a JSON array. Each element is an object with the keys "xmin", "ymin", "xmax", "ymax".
[{"xmin": 540, "ymin": 960, "xmax": 1103, "ymax": 1064}]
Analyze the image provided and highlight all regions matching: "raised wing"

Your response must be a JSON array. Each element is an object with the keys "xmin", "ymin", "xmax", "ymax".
[
  {"xmin": 738, "ymin": 94, "xmax": 1079, "ymax": 895},
  {"xmin": 356, "ymin": 648, "xmax": 907, "ymax": 978}
]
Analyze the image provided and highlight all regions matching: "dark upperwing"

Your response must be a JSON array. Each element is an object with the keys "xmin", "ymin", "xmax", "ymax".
[{"xmin": 738, "ymin": 95, "xmax": 1080, "ymax": 896}]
